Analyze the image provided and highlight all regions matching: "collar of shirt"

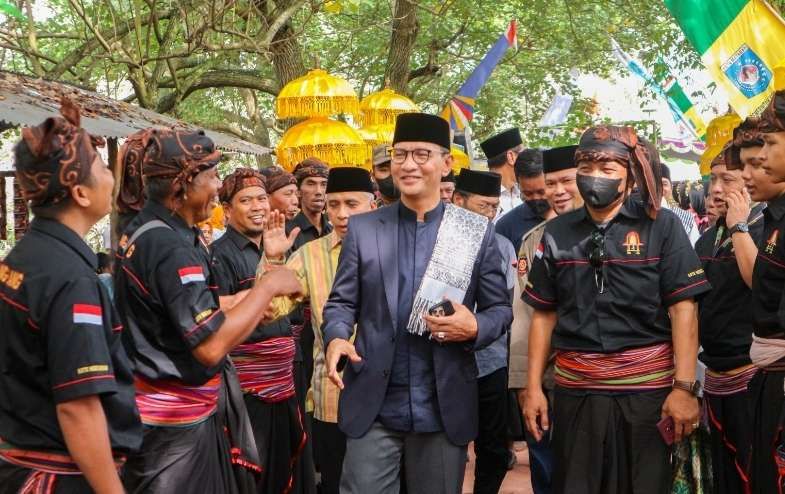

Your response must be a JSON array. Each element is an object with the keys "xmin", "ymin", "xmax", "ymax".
[
  {"xmin": 291, "ymin": 211, "xmax": 331, "ymax": 235},
  {"xmin": 575, "ymin": 197, "xmax": 641, "ymax": 226},
  {"xmin": 327, "ymin": 230, "xmax": 342, "ymax": 250},
  {"xmin": 29, "ymin": 218, "xmax": 97, "ymax": 270},
  {"xmin": 224, "ymin": 225, "xmax": 260, "ymax": 254},
  {"xmin": 765, "ymin": 193, "xmax": 785, "ymax": 221},
  {"xmin": 500, "ymin": 183, "xmax": 520, "ymax": 198},
  {"xmin": 398, "ymin": 200, "xmax": 444, "ymax": 224},
  {"xmin": 144, "ymin": 200, "xmax": 201, "ymax": 246}
]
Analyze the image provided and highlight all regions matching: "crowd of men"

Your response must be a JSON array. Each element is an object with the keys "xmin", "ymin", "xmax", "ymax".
[{"xmin": 1, "ymin": 88, "xmax": 785, "ymax": 494}]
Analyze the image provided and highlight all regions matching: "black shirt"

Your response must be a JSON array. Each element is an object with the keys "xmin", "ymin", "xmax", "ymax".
[
  {"xmin": 115, "ymin": 200, "xmax": 225, "ymax": 386},
  {"xmin": 495, "ymin": 202, "xmax": 544, "ymax": 253},
  {"xmin": 752, "ymin": 193, "xmax": 785, "ymax": 338},
  {"xmin": 287, "ymin": 212, "xmax": 332, "ymax": 252},
  {"xmin": 210, "ymin": 225, "xmax": 291, "ymax": 342},
  {"xmin": 695, "ymin": 205, "xmax": 765, "ymax": 370},
  {"xmin": 0, "ymin": 219, "xmax": 141, "ymax": 453},
  {"xmin": 523, "ymin": 199, "xmax": 711, "ymax": 353}
]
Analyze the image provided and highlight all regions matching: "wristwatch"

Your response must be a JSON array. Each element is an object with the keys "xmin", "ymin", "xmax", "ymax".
[
  {"xmin": 727, "ymin": 222, "xmax": 749, "ymax": 236},
  {"xmin": 672, "ymin": 379, "xmax": 701, "ymax": 397}
]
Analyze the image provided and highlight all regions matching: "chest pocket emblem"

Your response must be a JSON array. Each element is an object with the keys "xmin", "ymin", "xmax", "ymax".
[
  {"xmin": 765, "ymin": 229, "xmax": 779, "ymax": 255},
  {"xmin": 623, "ymin": 230, "xmax": 644, "ymax": 255}
]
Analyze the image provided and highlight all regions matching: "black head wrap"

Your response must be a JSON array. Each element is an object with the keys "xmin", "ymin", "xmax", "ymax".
[
  {"xmin": 219, "ymin": 168, "xmax": 266, "ymax": 204},
  {"xmin": 575, "ymin": 125, "xmax": 662, "ymax": 219}
]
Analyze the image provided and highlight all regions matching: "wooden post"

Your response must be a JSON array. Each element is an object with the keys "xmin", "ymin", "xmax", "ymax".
[{"xmin": 107, "ymin": 137, "xmax": 120, "ymax": 251}]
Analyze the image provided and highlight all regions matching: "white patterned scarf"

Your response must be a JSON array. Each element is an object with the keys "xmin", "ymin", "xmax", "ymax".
[{"xmin": 406, "ymin": 204, "xmax": 489, "ymax": 336}]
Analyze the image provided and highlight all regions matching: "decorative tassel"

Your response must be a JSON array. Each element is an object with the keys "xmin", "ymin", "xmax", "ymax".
[
  {"xmin": 275, "ymin": 96, "xmax": 360, "ymax": 119},
  {"xmin": 277, "ymin": 143, "xmax": 370, "ymax": 171}
]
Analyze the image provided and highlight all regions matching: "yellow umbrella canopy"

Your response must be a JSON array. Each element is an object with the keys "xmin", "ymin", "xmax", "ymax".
[
  {"xmin": 357, "ymin": 123, "xmax": 395, "ymax": 146},
  {"xmin": 359, "ymin": 89, "xmax": 419, "ymax": 126},
  {"xmin": 275, "ymin": 69, "xmax": 359, "ymax": 119},
  {"xmin": 276, "ymin": 117, "xmax": 369, "ymax": 171},
  {"xmin": 775, "ymin": 63, "xmax": 785, "ymax": 91},
  {"xmin": 450, "ymin": 146, "xmax": 470, "ymax": 176},
  {"xmin": 699, "ymin": 114, "xmax": 742, "ymax": 175}
]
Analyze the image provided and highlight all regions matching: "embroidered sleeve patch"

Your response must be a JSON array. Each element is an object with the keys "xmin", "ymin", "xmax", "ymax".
[
  {"xmin": 178, "ymin": 266, "xmax": 206, "ymax": 285},
  {"xmin": 73, "ymin": 304, "xmax": 103, "ymax": 325}
]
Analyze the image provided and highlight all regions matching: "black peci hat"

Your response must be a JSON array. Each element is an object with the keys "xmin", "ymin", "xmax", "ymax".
[
  {"xmin": 326, "ymin": 167, "xmax": 375, "ymax": 194},
  {"xmin": 455, "ymin": 168, "xmax": 501, "ymax": 197},
  {"xmin": 392, "ymin": 113, "xmax": 451, "ymax": 150},
  {"xmin": 542, "ymin": 145, "xmax": 578, "ymax": 174},
  {"xmin": 480, "ymin": 128, "xmax": 522, "ymax": 159}
]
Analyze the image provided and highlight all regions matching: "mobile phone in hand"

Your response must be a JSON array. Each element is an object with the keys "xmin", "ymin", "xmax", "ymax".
[
  {"xmin": 657, "ymin": 416, "xmax": 675, "ymax": 445},
  {"xmin": 428, "ymin": 300, "xmax": 455, "ymax": 318}
]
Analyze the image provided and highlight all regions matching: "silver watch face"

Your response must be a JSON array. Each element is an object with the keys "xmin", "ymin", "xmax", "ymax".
[{"xmin": 738, "ymin": 223, "xmax": 749, "ymax": 232}]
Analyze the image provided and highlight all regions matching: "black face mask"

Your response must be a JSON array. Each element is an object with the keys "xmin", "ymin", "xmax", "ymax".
[
  {"xmin": 376, "ymin": 176, "xmax": 400, "ymax": 200},
  {"xmin": 576, "ymin": 174, "xmax": 623, "ymax": 210},
  {"xmin": 525, "ymin": 199, "xmax": 551, "ymax": 217}
]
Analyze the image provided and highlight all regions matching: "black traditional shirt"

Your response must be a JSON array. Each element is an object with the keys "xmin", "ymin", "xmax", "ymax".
[
  {"xmin": 287, "ymin": 212, "xmax": 332, "ymax": 252},
  {"xmin": 752, "ymin": 193, "xmax": 785, "ymax": 338},
  {"xmin": 523, "ymin": 199, "xmax": 711, "ymax": 353},
  {"xmin": 210, "ymin": 225, "xmax": 291, "ymax": 342},
  {"xmin": 0, "ymin": 219, "xmax": 141, "ymax": 453},
  {"xmin": 115, "ymin": 200, "xmax": 225, "ymax": 386},
  {"xmin": 695, "ymin": 205, "xmax": 765, "ymax": 370}
]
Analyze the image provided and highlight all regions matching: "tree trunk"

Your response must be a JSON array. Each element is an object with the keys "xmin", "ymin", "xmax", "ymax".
[{"xmin": 384, "ymin": 0, "xmax": 419, "ymax": 94}]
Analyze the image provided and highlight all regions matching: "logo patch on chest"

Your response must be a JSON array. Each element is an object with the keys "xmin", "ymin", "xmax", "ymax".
[
  {"xmin": 518, "ymin": 255, "xmax": 529, "ymax": 276},
  {"xmin": 622, "ymin": 230, "xmax": 644, "ymax": 255}
]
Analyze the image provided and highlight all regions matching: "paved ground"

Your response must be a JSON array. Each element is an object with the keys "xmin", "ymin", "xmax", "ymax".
[{"xmin": 462, "ymin": 442, "xmax": 534, "ymax": 494}]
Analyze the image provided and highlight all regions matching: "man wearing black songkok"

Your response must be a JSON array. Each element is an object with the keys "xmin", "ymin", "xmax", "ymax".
[
  {"xmin": 0, "ymin": 97, "xmax": 142, "ymax": 494},
  {"xmin": 523, "ymin": 125, "xmax": 710, "ymax": 494},
  {"xmin": 453, "ymin": 169, "xmax": 516, "ymax": 494},
  {"xmin": 114, "ymin": 128, "xmax": 303, "ymax": 493},
  {"xmin": 480, "ymin": 129, "xmax": 524, "ymax": 220},
  {"xmin": 323, "ymin": 113, "xmax": 512, "ymax": 493}
]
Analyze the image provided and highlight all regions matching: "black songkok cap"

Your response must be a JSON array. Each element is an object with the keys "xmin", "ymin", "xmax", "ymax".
[
  {"xmin": 441, "ymin": 171, "xmax": 456, "ymax": 183},
  {"xmin": 480, "ymin": 128, "xmax": 522, "ymax": 160},
  {"xmin": 392, "ymin": 113, "xmax": 451, "ymax": 150},
  {"xmin": 455, "ymin": 169, "xmax": 501, "ymax": 197},
  {"xmin": 542, "ymin": 145, "xmax": 578, "ymax": 174},
  {"xmin": 661, "ymin": 163, "xmax": 671, "ymax": 182},
  {"xmin": 326, "ymin": 167, "xmax": 375, "ymax": 194}
]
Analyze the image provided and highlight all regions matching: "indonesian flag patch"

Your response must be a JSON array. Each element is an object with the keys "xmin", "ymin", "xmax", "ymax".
[
  {"xmin": 535, "ymin": 243, "xmax": 544, "ymax": 259},
  {"xmin": 178, "ymin": 266, "xmax": 206, "ymax": 285},
  {"xmin": 73, "ymin": 304, "xmax": 103, "ymax": 325}
]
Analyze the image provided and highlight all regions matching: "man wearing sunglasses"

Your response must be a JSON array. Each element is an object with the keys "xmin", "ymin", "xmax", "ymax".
[
  {"xmin": 509, "ymin": 144, "xmax": 581, "ymax": 494},
  {"xmin": 522, "ymin": 125, "xmax": 710, "ymax": 494}
]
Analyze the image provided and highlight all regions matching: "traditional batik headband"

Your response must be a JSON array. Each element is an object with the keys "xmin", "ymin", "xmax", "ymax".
[{"xmin": 16, "ymin": 96, "xmax": 105, "ymax": 207}]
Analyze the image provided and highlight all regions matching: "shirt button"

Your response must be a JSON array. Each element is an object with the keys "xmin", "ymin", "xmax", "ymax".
[{"xmin": 383, "ymin": 370, "xmax": 390, "ymax": 377}]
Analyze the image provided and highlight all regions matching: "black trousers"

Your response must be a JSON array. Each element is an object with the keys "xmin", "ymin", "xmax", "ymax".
[
  {"xmin": 312, "ymin": 419, "xmax": 346, "ymax": 494},
  {"xmin": 473, "ymin": 367, "xmax": 510, "ymax": 494},
  {"xmin": 552, "ymin": 387, "xmax": 671, "ymax": 494},
  {"xmin": 749, "ymin": 369, "xmax": 785, "ymax": 494},
  {"xmin": 705, "ymin": 389, "xmax": 753, "ymax": 494}
]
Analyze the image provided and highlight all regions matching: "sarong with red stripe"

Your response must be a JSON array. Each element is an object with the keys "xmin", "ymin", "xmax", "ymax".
[
  {"xmin": 134, "ymin": 374, "xmax": 221, "ymax": 427},
  {"xmin": 0, "ymin": 438, "xmax": 125, "ymax": 493},
  {"xmin": 232, "ymin": 336, "xmax": 296, "ymax": 403},
  {"xmin": 704, "ymin": 364, "xmax": 757, "ymax": 396},
  {"xmin": 555, "ymin": 342, "xmax": 674, "ymax": 391}
]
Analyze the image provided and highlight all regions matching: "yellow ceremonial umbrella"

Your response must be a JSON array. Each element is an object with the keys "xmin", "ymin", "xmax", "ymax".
[
  {"xmin": 276, "ymin": 117, "xmax": 369, "ymax": 171},
  {"xmin": 775, "ymin": 63, "xmax": 785, "ymax": 91},
  {"xmin": 357, "ymin": 123, "xmax": 395, "ymax": 146},
  {"xmin": 275, "ymin": 69, "xmax": 359, "ymax": 119},
  {"xmin": 359, "ymin": 89, "xmax": 419, "ymax": 126},
  {"xmin": 450, "ymin": 146, "xmax": 470, "ymax": 176},
  {"xmin": 699, "ymin": 114, "xmax": 742, "ymax": 175}
]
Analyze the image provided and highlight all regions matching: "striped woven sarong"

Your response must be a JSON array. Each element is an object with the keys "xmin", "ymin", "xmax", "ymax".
[
  {"xmin": 0, "ymin": 437, "xmax": 125, "ymax": 492},
  {"xmin": 232, "ymin": 336, "xmax": 296, "ymax": 403},
  {"xmin": 704, "ymin": 364, "xmax": 757, "ymax": 396},
  {"xmin": 555, "ymin": 342, "xmax": 674, "ymax": 391},
  {"xmin": 134, "ymin": 374, "xmax": 221, "ymax": 427}
]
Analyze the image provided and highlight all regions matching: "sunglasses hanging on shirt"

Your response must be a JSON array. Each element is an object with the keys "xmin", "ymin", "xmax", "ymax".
[{"xmin": 588, "ymin": 229, "xmax": 607, "ymax": 294}]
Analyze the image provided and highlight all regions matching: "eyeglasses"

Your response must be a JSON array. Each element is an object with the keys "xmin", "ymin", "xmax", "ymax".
[
  {"xmin": 588, "ymin": 230, "xmax": 607, "ymax": 293},
  {"xmin": 472, "ymin": 200, "xmax": 500, "ymax": 215},
  {"xmin": 389, "ymin": 148, "xmax": 447, "ymax": 165}
]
